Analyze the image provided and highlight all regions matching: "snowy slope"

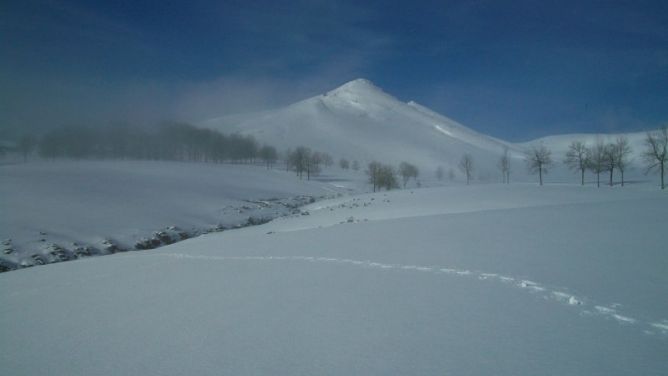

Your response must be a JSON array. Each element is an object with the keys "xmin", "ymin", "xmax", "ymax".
[
  {"xmin": 203, "ymin": 79, "xmax": 661, "ymax": 183},
  {"xmin": 520, "ymin": 131, "xmax": 649, "ymax": 157},
  {"xmin": 0, "ymin": 161, "xmax": 341, "ymax": 269},
  {"xmin": 203, "ymin": 79, "xmax": 519, "ymax": 177},
  {"xmin": 1, "ymin": 184, "xmax": 666, "ymax": 375}
]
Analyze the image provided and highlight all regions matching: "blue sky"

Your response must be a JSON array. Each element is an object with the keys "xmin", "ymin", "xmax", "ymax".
[{"xmin": 2, "ymin": 0, "xmax": 667, "ymax": 141}]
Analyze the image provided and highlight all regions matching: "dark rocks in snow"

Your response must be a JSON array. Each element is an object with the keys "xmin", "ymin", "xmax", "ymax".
[
  {"xmin": 0, "ymin": 263, "xmax": 12, "ymax": 273},
  {"xmin": 246, "ymin": 216, "xmax": 271, "ymax": 226},
  {"xmin": 102, "ymin": 239, "xmax": 127, "ymax": 254},
  {"xmin": 135, "ymin": 227, "xmax": 195, "ymax": 250},
  {"xmin": 46, "ymin": 243, "xmax": 72, "ymax": 262},
  {"xmin": 134, "ymin": 238, "xmax": 160, "ymax": 250},
  {"xmin": 31, "ymin": 254, "xmax": 46, "ymax": 265},
  {"xmin": 2, "ymin": 240, "xmax": 15, "ymax": 255},
  {"xmin": 73, "ymin": 245, "xmax": 97, "ymax": 257},
  {"xmin": 3, "ymin": 194, "xmax": 328, "ymax": 273}
]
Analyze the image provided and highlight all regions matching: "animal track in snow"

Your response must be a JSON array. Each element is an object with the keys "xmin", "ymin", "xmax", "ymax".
[{"xmin": 154, "ymin": 252, "xmax": 666, "ymax": 336}]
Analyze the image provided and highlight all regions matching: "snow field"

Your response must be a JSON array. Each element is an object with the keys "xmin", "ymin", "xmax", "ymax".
[
  {"xmin": 2, "ymin": 182, "xmax": 666, "ymax": 375},
  {"xmin": 0, "ymin": 160, "xmax": 339, "ymax": 269}
]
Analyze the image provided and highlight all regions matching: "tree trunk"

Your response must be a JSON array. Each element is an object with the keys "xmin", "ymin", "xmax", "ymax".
[
  {"xmin": 662, "ymin": 161, "xmax": 665, "ymax": 189},
  {"xmin": 620, "ymin": 170, "xmax": 624, "ymax": 187},
  {"xmin": 609, "ymin": 168, "xmax": 614, "ymax": 186},
  {"xmin": 580, "ymin": 169, "xmax": 584, "ymax": 186},
  {"xmin": 539, "ymin": 166, "xmax": 543, "ymax": 186},
  {"xmin": 597, "ymin": 172, "xmax": 600, "ymax": 188}
]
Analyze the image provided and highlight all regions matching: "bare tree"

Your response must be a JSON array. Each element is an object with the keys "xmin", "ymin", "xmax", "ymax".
[
  {"xmin": 497, "ymin": 147, "xmax": 511, "ymax": 184},
  {"xmin": 588, "ymin": 140, "xmax": 607, "ymax": 188},
  {"xmin": 614, "ymin": 136, "xmax": 632, "ymax": 187},
  {"xmin": 563, "ymin": 141, "xmax": 590, "ymax": 185},
  {"xmin": 284, "ymin": 148, "xmax": 293, "ymax": 171},
  {"xmin": 289, "ymin": 146, "xmax": 311, "ymax": 179},
  {"xmin": 307, "ymin": 151, "xmax": 323, "ymax": 179},
  {"xmin": 435, "ymin": 166, "xmax": 444, "ymax": 181},
  {"xmin": 367, "ymin": 161, "xmax": 382, "ymax": 192},
  {"xmin": 458, "ymin": 153, "xmax": 474, "ymax": 185},
  {"xmin": 339, "ymin": 158, "xmax": 350, "ymax": 170},
  {"xmin": 321, "ymin": 153, "xmax": 334, "ymax": 168},
  {"xmin": 18, "ymin": 134, "xmax": 37, "ymax": 162},
  {"xmin": 643, "ymin": 127, "xmax": 668, "ymax": 189},
  {"xmin": 379, "ymin": 165, "xmax": 399, "ymax": 191},
  {"xmin": 367, "ymin": 161, "xmax": 399, "ymax": 192},
  {"xmin": 351, "ymin": 160, "xmax": 360, "ymax": 171},
  {"xmin": 259, "ymin": 145, "xmax": 278, "ymax": 169},
  {"xmin": 398, "ymin": 161, "xmax": 419, "ymax": 188},
  {"xmin": 603, "ymin": 143, "xmax": 619, "ymax": 186},
  {"xmin": 525, "ymin": 144, "xmax": 553, "ymax": 186}
]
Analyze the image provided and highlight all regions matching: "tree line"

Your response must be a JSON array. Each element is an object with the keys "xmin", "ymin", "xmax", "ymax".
[
  {"xmin": 29, "ymin": 122, "xmax": 277, "ymax": 164},
  {"xmin": 365, "ymin": 161, "xmax": 420, "ymax": 192},
  {"xmin": 9, "ymin": 123, "xmax": 667, "ymax": 189},
  {"xmin": 447, "ymin": 126, "xmax": 666, "ymax": 189},
  {"xmin": 514, "ymin": 127, "xmax": 666, "ymax": 188}
]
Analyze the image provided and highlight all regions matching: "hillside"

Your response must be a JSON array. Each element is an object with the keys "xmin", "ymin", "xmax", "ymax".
[{"xmin": 0, "ymin": 161, "xmax": 340, "ymax": 270}]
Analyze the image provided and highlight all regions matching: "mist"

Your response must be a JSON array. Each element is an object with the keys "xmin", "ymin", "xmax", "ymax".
[{"xmin": 0, "ymin": 72, "xmax": 361, "ymax": 140}]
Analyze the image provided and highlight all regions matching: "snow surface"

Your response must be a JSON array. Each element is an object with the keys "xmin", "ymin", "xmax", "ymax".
[
  {"xmin": 1, "ymin": 183, "xmax": 667, "ymax": 375},
  {"xmin": 0, "ymin": 161, "xmax": 343, "ymax": 268}
]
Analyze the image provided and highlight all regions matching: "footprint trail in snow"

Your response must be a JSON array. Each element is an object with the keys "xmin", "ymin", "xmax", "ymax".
[{"xmin": 154, "ymin": 252, "xmax": 668, "ymax": 337}]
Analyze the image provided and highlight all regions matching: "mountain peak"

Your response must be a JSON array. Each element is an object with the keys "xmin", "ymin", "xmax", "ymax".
[
  {"xmin": 326, "ymin": 78, "xmax": 383, "ymax": 96},
  {"xmin": 324, "ymin": 78, "xmax": 398, "ymax": 105}
]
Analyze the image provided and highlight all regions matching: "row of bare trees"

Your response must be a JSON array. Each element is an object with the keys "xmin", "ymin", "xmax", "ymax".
[
  {"xmin": 563, "ymin": 128, "xmax": 667, "ymax": 188},
  {"xmin": 453, "ymin": 127, "xmax": 666, "ymax": 189},
  {"xmin": 338, "ymin": 158, "xmax": 360, "ymax": 171},
  {"xmin": 365, "ymin": 161, "xmax": 420, "ymax": 192},
  {"xmin": 285, "ymin": 147, "xmax": 334, "ymax": 180},
  {"xmin": 564, "ymin": 138, "xmax": 631, "ymax": 187},
  {"xmin": 527, "ymin": 127, "xmax": 666, "ymax": 188},
  {"xmin": 32, "ymin": 123, "xmax": 271, "ymax": 164}
]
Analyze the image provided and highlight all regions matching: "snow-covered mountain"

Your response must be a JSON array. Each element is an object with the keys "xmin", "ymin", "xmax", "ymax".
[
  {"xmin": 203, "ymin": 79, "xmax": 519, "ymax": 176},
  {"xmin": 203, "ymin": 78, "xmax": 660, "ymax": 182}
]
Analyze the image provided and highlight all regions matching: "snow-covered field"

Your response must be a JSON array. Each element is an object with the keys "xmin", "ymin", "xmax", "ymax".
[
  {"xmin": 1, "ymin": 78, "xmax": 666, "ymax": 373},
  {"xmin": 0, "ymin": 161, "xmax": 345, "ymax": 269},
  {"xmin": 1, "ymin": 182, "xmax": 666, "ymax": 375}
]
